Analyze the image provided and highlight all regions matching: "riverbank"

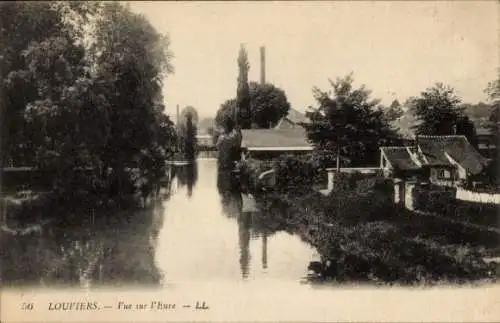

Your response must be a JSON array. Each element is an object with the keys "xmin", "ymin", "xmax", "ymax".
[{"xmin": 253, "ymin": 185, "xmax": 499, "ymax": 286}]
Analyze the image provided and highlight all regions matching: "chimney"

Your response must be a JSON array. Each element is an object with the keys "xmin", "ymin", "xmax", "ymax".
[
  {"xmin": 260, "ymin": 46, "xmax": 266, "ymax": 85},
  {"xmin": 176, "ymin": 104, "xmax": 180, "ymax": 126}
]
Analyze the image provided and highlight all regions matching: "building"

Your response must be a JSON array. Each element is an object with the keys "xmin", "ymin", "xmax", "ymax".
[
  {"xmin": 196, "ymin": 134, "xmax": 214, "ymax": 148},
  {"xmin": 274, "ymin": 108, "xmax": 310, "ymax": 130},
  {"xmin": 240, "ymin": 128, "xmax": 313, "ymax": 160},
  {"xmin": 475, "ymin": 127, "xmax": 496, "ymax": 159},
  {"xmin": 380, "ymin": 135, "xmax": 490, "ymax": 187}
]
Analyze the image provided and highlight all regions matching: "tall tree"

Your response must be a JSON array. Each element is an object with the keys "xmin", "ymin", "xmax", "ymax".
[
  {"xmin": 180, "ymin": 106, "xmax": 199, "ymax": 127},
  {"xmin": 236, "ymin": 45, "xmax": 251, "ymax": 129},
  {"xmin": 2, "ymin": 2, "xmax": 176, "ymax": 203},
  {"xmin": 1, "ymin": 2, "xmax": 69, "ymax": 166},
  {"xmin": 183, "ymin": 113, "xmax": 197, "ymax": 161},
  {"xmin": 91, "ymin": 2, "xmax": 174, "ymax": 181},
  {"xmin": 409, "ymin": 83, "xmax": 480, "ymax": 146},
  {"xmin": 303, "ymin": 74, "xmax": 401, "ymax": 168},
  {"xmin": 386, "ymin": 99, "xmax": 404, "ymax": 121},
  {"xmin": 215, "ymin": 82, "xmax": 291, "ymax": 129},
  {"xmin": 409, "ymin": 83, "xmax": 464, "ymax": 135}
]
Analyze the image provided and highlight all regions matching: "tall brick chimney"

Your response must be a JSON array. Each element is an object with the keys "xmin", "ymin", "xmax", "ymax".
[
  {"xmin": 176, "ymin": 104, "xmax": 180, "ymax": 126},
  {"xmin": 260, "ymin": 46, "xmax": 266, "ymax": 85}
]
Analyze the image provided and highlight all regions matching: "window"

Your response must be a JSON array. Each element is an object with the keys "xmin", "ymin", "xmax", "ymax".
[{"xmin": 437, "ymin": 168, "xmax": 452, "ymax": 179}]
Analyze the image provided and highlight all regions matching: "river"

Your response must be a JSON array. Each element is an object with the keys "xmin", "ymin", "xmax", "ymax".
[{"xmin": 1, "ymin": 158, "xmax": 320, "ymax": 289}]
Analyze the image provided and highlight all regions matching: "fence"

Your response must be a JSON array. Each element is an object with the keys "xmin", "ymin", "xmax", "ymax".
[{"xmin": 456, "ymin": 187, "xmax": 500, "ymax": 204}]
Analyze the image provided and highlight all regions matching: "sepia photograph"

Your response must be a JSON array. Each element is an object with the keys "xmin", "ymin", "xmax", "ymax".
[{"xmin": 0, "ymin": 1, "xmax": 499, "ymax": 322}]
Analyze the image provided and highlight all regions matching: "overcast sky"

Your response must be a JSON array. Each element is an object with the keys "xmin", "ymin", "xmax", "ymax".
[{"xmin": 129, "ymin": 1, "xmax": 499, "ymax": 119}]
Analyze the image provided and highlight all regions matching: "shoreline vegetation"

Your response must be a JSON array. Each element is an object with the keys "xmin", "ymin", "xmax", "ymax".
[{"xmin": 239, "ymin": 155, "xmax": 499, "ymax": 286}]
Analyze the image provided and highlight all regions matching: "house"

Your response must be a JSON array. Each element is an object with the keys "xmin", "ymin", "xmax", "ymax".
[
  {"xmin": 274, "ymin": 108, "xmax": 310, "ymax": 129},
  {"xmin": 380, "ymin": 135, "xmax": 490, "ymax": 187},
  {"xmin": 240, "ymin": 128, "xmax": 313, "ymax": 160},
  {"xmin": 475, "ymin": 127, "xmax": 496, "ymax": 159}
]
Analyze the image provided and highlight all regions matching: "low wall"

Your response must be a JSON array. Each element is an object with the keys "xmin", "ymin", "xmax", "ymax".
[{"xmin": 456, "ymin": 188, "xmax": 500, "ymax": 204}]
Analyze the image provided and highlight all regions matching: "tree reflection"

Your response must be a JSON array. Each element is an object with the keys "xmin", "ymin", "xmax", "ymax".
[
  {"xmin": 174, "ymin": 162, "xmax": 198, "ymax": 198},
  {"xmin": 238, "ymin": 211, "xmax": 251, "ymax": 279},
  {"xmin": 216, "ymin": 168, "xmax": 290, "ymax": 278},
  {"xmin": 186, "ymin": 162, "xmax": 198, "ymax": 198},
  {"xmin": 217, "ymin": 170, "xmax": 242, "ymax": 218},
  {"xmin": 1, "ymin": 205, "xmax": 164, "ymax": 288}
]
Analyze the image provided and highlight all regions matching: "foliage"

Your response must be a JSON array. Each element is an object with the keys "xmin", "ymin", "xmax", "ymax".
[
  {"xmin": 181, "ymin": 113, "xmax": 197, "ymax": 160},
  {"xmin": 385, "ymin": 99, "xmax": 404, "ymax": 121},
  {"xmin": 272, "ymin": 155, "xmax": 319, "ymax": 192},
  {"xmin": 1, "ymin": 2, "xmax": 75, "ymax": 166},
  {"xmin": 236, "ymin": 45, "xmax": 251, "ymax": 129},
  {"xmin": 456, "ymin": 115, "xmax": 479, "ymax": 148},
  {"xmin": 238, "ymin": 154, "xmax": 324, "ymax": 195},
  {"xmin": 412, "ymin": 184, "xmax": 457, "ymax": 215},
  {"xmin": 485, "ymin": 77, "xmax": 500, "ymax": 143},
  {"xmin": 180, "ymin": 106, "xmax": 199, "ymax": 127},
  {"xmin": 413, "ymin": 184, "xmax": 499, "ymax": 228},
  {"xmin": 216, "ymin": 125, "xmax": 242, "ymax": 171},
  {"xmin": 237, "ymin": 158, "xmax": 273, "ymax": 193},
  {"xmin": 215, "ymin": 82, "xmax": 291, "ymax": 130},
  {"xmin": 409, "ymin": 83, "xmax": 463, "ymax": 135},
  {"xmin": 249, "ymin": 82, "xmax": 290, "ymax": 128},
  {"xmin": 256, "ymin": 179, "xmax": 495, "ymax": 284},
  {"xmin": 409, "ymin": 83, "xmax": 479, "ymax": 147},
  {"xmin": 1, "ymin": 2, "xmax": 176, "ymax": 207},
  {"xmin": 303, "ymin": 74, "xmax": 402, "ymax": 167},
  {"xmin": 453, "ymin": 200, "xmax": 499, "ymax": 228}
]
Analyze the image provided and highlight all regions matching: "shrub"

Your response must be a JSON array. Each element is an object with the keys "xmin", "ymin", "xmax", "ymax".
[
  {"xmin": 454, "ymin": 200, "xmax": 499, "ymax": 227},
  {"xmin": 237, "ymin": 158, "xmax": 272, "ymax": 193},
  {"xmin": 412, "ymin": 184, "xmax": 499, "ymax": 227},
  {"xmin": 273, "ymin": 154, "xmax": 318, "ymax": 192},
  {"xmin": 412, "ymin": 184, "xmax": 456, "ymax": 214}
]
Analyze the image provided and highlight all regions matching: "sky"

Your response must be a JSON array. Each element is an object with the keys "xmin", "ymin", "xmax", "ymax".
[{"xmin": 129, "ymin": 1, "xmax": 499, "ymax": 119}]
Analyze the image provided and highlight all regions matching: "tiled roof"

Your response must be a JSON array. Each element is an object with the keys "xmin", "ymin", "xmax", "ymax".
[
  {"xmin": 417, "ymin": 135, "xmax": 488, "ymax": 175},
  {"xmin": 241, "ymin": 128, "xmax": 312, "ymax": 150},
  {"xmin": 380, "ymin": 147, "xmax": 420, "ymax": 170}
]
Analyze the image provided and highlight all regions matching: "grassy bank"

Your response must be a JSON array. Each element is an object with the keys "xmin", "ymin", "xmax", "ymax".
[{"xmin": 251, "ymin": 171, "xmax": 498, "ymax": 285}]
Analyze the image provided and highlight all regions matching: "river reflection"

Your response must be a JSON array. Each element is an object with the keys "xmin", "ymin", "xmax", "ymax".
[{"xmin": 1, "ymin": 159, "xmax": 319, "ymax": 289}]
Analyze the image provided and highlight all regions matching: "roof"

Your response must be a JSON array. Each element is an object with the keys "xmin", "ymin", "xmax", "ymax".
[
  {"xmin": 417, "ymin": 135, "xmax": 489, "ymax": 174},
  {"xmin": 380, "ymin": 147, "xmax": 420, "ymax": 171},
  {"xmin": 241, "ymin": 128, "xmax": 312, "ymax": 151}
]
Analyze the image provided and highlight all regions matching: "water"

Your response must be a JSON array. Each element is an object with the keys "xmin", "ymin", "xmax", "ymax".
[{"xmin": 1, "ymin": 158, "xmax": 319, "ymax": 289}]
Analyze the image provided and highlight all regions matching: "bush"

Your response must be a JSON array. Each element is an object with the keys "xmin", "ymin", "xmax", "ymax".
[
  {"xmin": 259, "ymin": 188, "xmax": 494, "ymax": 284},
  {"xmin": 254, "ymin": 173, "xmax": 497, "ymax": 284},
  {"xmin": 237, "ymin": 158, "xmax": 273, "ymax": 193},
  {"xmin": 273, "ymin": 154, "xmax": 318, "ymax": 192},
  {"xmin": 413, "ymin": 184, "xmax": 499, "ymax": 227},
  {"xmin": 412, "ymin": 184, "xmax": 456, "ymax": 214},
  {"xmin": 454, "ymin": 200, "xmax": 499, "ymax": 227}
]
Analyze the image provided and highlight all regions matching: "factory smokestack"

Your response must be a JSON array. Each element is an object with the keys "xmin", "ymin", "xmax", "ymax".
[
  {"xmin": 176, "ymin": 104, "xmax": 180, "ymax": 126},
  {"xmin": 260, "ymin": 46, "xmax": 266, "ymax": 85}
]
